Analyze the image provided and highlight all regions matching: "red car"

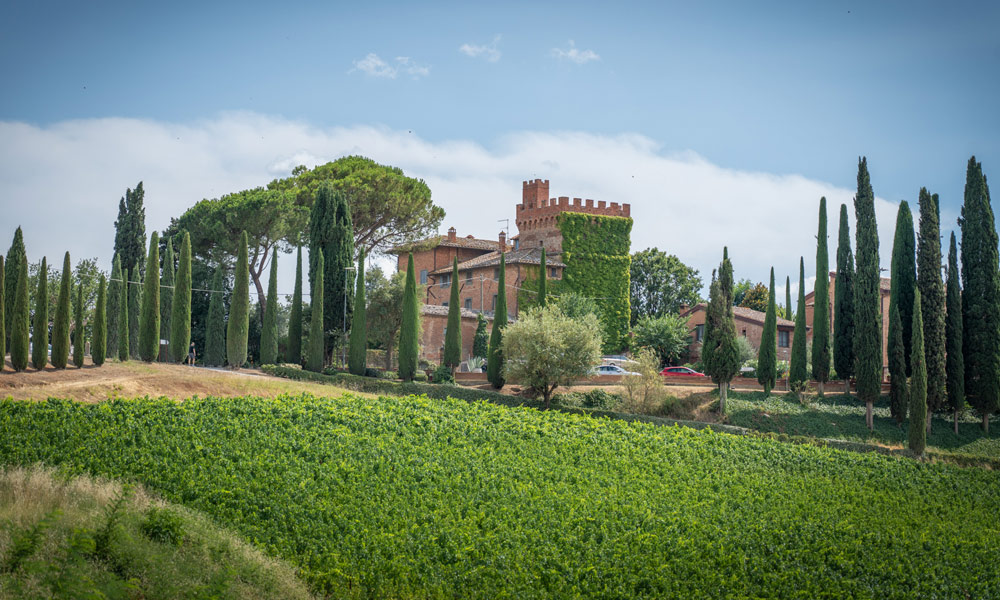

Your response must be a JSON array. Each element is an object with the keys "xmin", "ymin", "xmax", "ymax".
[{"xmin": 660, "ymin": 366, "xmax": 708, "ymax": 379}]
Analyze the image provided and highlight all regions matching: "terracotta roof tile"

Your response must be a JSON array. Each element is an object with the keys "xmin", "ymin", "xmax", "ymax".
[{"xmin": 431, "ymin": 248, "xmax": 566, "ymax": 275}]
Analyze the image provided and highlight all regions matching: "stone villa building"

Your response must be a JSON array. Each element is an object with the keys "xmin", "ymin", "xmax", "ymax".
[{"xmin": 680, "ymin": 304, "xmax": 800, "ymax": 362}]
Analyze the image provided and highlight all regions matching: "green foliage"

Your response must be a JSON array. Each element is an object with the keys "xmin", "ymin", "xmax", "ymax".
[
  {"xmin": 432, "ymin": 364, "xmax": 455, "ymax": 384},
  {"xmin": 789, "ymin": 257, "xmax": 808, "ymax": 389},
  {"xmin": 92, "ymin": 275, "xmax": 107, "ymax": 366},
  {"xmin": 127, "ymin": 269, "xmax": 141, "ymax": 359},
  {"xmin": 306, "ymin": 250, "xmax": 325, "ymax": 373},
  {"xmin": 737, "ymin": 282, "xmax": 768, "ymax": 312},
  {"xmin": 113, "ymin": 181, "xmax": 146, "ymax": 279},
  {"xmin": 472, "ymin": 313, "xmax": 489, "ymax": 359},
  {"xmin": 73, "ymin": 278, "xmax": 84, "ymax": 367},
  {"xmin": 812, "ymin": 197, "xmax": 831, "ymax": 385},
  {"xmin": 348, "ymin": 251, "xmax": 367, "ymax": 375},
  {"xmin": 888, "ymin": 301, "xmax": 908, "ymax": 424},
  {"xmin": 909, "ymin": 289, "xmax": 927, "ymax": 455},
  {"xmin": 227, "ymin": 231, "xmax": 250, "ymax": 368},
  {"xmin": 366, "ymin": 267, "xmax": 407, "ymax": 370},
  {"xmin": 0, "ymin": 257, "xmax": 4, "ymax": 369},
  {"xmin": 169, "ymin": 232, "xmax": 192, "ymax": 363},
  {"xmin": 854, "ymin": 157, "xmax": 882, "ymax": 406},
  {"xmin": 758, "ymin": 268, "xmax": 777, "ymax": 394},
  {"xmin": 286, "ymin": 246, "xmax": 304, "ymax": 365},
  {"xmin": 10, "ymin": 256, "xmax": 29, "ymax": 371},
  {"xmin": 140, "ymin": 507, "xmax": 186, "ymax": 546},
  {"xmin": 487, "ymin": 253, "xmax": 508, "ymax": 388},
  {"xmin": 946, "ymin": 232, "xmax": 964, "ymax": 417},
  {"xmin": 538, "ymin": 247, "xmax": 547, "ymax": 307},
  {"xmin": 4, "ymin": 226, "xmax": 25, "ymax": 349},
  {"xmin": 629, "ymin": 248, "xmax": 702, "ymax": 323},
  {"xmin": 106, "ymin": 254, "xmax": 121, "ymax": 359},
  {"xmin": 139, "ymin": 232, "xmax": 161, "ymax": 362},
  {"xmin": 261, "ymin": 248, "xmax": 280, "ymax": 365},
  {"xmin": 556, "ymin": 388, "xmax": 621, "ymax": 410},
  {"xmin": 784, "ymin": 276, "xmax": 792, "ymax": 320},
  {"xmin": 631, "ymin": 313, "xmax": 691, "ymax": 367},
  {"xmin": 889, "ymin": 200, "xmax": 916, "ymax": 376},
  {"xmin": 309, "ymin": 183, "xmax": 354, "ymax": 351},
  {"xmin": 118, "ymin": 269, "xmax": 129, "ymax": 362},
  {"xmin": 442, "ymin": 257, "xmax": 462, "ymax": 369},
  {"xmin": 160, "ymin": 236, "xmax": 174, "ymax": 341},
  {"xmin": 558, "ymin": 212, "xmax": 632, "ymax": 352},
  {"xmin": 731, "ymin": 278, "xmax": 753, "ymax": 307},
  {"xmin": 204, "ymin": 268, "xmax": 226, "ymax": 367},
  {"xmin": 703, "ymin": 249, "xmax": 740, "ymax": 406},
  {"xmin": 916, "ymin": 188, "xmax": 946, "ymax": 416},
  {"xmin": 833, "ymin": 203, "xmax": 855, "ymax": 381},
  {"xmin": 31, "ymin": 256, "xmax": 48, "ymax": 370},
  {"xmin": 398, "ymin": 253, "xmax": 420, "ymax": 381}
]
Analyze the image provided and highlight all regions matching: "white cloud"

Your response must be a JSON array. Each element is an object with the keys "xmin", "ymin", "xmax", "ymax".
[
  {"xmin": 551, "ymin": 40, "xmax": 599, "ymax": 64},
  {"xmin": 0, "ymin": 113, "xmax": 926, "ymax": 299},
  {"xmin": 459, "ymin": 35, "xmax": 502, "ymax": 62},
  {"xmin": 350, "ymin": 54, "xmax": 430, "ymax": 79}
]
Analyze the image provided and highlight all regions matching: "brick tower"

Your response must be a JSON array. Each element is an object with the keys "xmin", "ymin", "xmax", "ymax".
[{"xmin": 515, "ymin": 179, "xmax": 631, "ymax": 254}]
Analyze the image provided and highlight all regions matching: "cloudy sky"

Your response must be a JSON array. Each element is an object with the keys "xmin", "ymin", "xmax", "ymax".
[{"xmin": 1, "ymin": 0, "xmax": 998, "ymax": 299}]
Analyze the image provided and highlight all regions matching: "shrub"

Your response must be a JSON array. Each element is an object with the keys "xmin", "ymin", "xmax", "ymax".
[
  {"xmin": 413, "ymin": 372, "xmax": 428, "ymax": 382},
  {"xmin": 140, "ymin": 506, "xmax": 185, "ymax": 546},
  {"xmin": 381, "ymin": 370, "xmax": 398, "ymax": 380},
  {"xmin": 621, "ymin": 347, "xmax": 667, "ymax": 415},
  {"xmin": 432, "ymin": 364, "xmax": 455, "ymax": 384}
]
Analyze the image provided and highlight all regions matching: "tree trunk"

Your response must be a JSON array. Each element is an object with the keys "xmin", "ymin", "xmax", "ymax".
[
  {"xmin": 544, "ymin": 389, "xmax": 552, "ymax": 410},
  {"xmin": 954, "ymin": 410, "xmax": 959, "ymax": 435},
  {"xmin": 817, "ymin": 380, "xmax": 824, "ymax": 397},
  {"xmin": 983, "ymin": 413, "xmax": 989, "ymax": 435},
  {"xmin": 252, "ymin": 274, "xmax": 266, "ymax": 324},
  {"xmin": 844, "ymin": 378, "xmax": 850, "ymax": 396},
  {"xmin": 866, "ymin": 401, "xmax": 873, "ymax": 431},
  {"xmin": 385, "ymin": 347, "xmax": 393, "ymax": 371},
  {"xmin": 719, "ymin": 382, "xmax": 728, "ymax": 415},
  {"xmin": 926, "ymin": 411, "xmax": 932, "ymax": 435}
]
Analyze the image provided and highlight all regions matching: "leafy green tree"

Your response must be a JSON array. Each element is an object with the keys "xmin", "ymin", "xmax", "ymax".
[
  {"xmin": 854, "ymin": 157, "xmax": 881, "ymax": 430},
  {"xmin": 472, "ymin": 313, "xmax": 489, "ymax": 360},
  {"xmin": 503, "ymin": 305, "xmax": 602, "ymax": 408},
  {"xmin": 732, "ymin": 278, "xmax": 752, "ymax": 307},
  {"xmin": 632, "ymin": 313, "xmax": 691, "ymax": 367},
  {"xmin": 785, "ymin": 277, "xmax": 792, "ymax": 320},
  {"xmin": 127, "ymin": 269, "xmax": 141, "ymax": 359},
  {"xmin": 10, "ymin": 257, "xmax": 29, "ymax": 371},
  {"xmin": 917, "ymin": 188, "xmax": 946, "ymax": 433},
  {"xmin": 946, "ymin": 232, "xmax": 964, "ymax": 435},
  {"xmin": 538, "ymin": 248, "xmax": 547, "ymax": 307},
  {"xmin": 160, "ymin": 236, "xmax": 174, "ymax": 344},
  {"xmin": 113, "ymin": 182, "xmax": 146, "ymax": 278},
  {"xmin": 31, "ymin": 256, "xmax": 48, "ymax": 370},
  {"xmin": 204, "ymin": 268, "xmax": 226, "ymax": 367},
  {"xmin": 348, "ymin": 251, "xmax": 367, "ymax": 375},
  {"xmin": 50, "ymin": 253, "xmax": 72, "ymax": 369},
  {"xmin": 487, "ymin": 253, "xmax": 509, "ymax": 388},
  {"xmin": 73, "ymin": 280, "xmax": 84, "ymax": 367},
  {"xmin": 367, "ymin": 267, "xmax": 406, "ymax": 370},
  {"xmin": 92, "ymin": 275, "xmax": 106, "ymax": 367},
  {"xmin": 0, "ymin": 255, "xmax": 4, "ymax": 370},
  {"xmin": 555, "ymin": 292, "xmax": 600, "ymax": 320},
  {"xmin": 889, "ymin": 201, "xmax": 916, "ymax": 376},
  {"xmin": 738, "ymin": 282, "xmax": 768, "ymax": 312},
  {"xmin": 138, "ymin": 233, "xmax": 161, "ymax": 362},
  {"xmin": 260, "ymin": 248, "xmax": 280, "ymax": 365},
  {"xmin": 398, "ymin": 253, "xmax": 420, "ymax": 381},
  {"xmin": 703, "ymin": 248, "xmax": 741, "ymax": 413},
  {"xmin": 443, "ymin": 257, "xmax": 462, "ymax": 371},
  {"xmin": 812, "ymin": 197, "xmax": 831, "ymax": 395},
  {"xmin": 106, "ymin": 254, "xmax": 122, "ymax": 359},
  {"xmin": 629, "ymin": 248, "xmax": 702, "ymax": 323},
  {"xmin": 959, "ymin": 156, "xmax": 1000, "ymax": 433},
  {"xmin": 4, "ymin": 226, "xmax": 25, "ymax": 349},
  {"xmin": 287, "ymin": 246, "xmax": 304, "ymax": 364},
  {"xmin": 789, "ymin": 257, "xmax": 808, "ymax": 398},
  {"xmin": 118, "ymin": 270, "xmax": 129, "ymax": 362},
  {"xmin": 888, "ymin": 301, "xmax": 908, "ymax": 425},
  {"xmin": 309, "ymin": 184, "xmax": 355, "ymax": 357},
  {"xmin": 833, "ymin": 203, "xmax": 855, "ymax": 393},
  {"xmin": 227, "ymin": 231, "xmax": 250, "ymax": 368},
  {"xmin": 307, "ymin": 250, "xmax": 325, "ymax": 373},
  {"xmin": 908, "ymin": 288, "xmax": 927, "ymax": 456},
  {"xmin": 758, "ymin": 268, "xmax": 777, "ymax": 395},
  {"xmin": 170, "ymin": 233, "xmax": 192, "ymax": 363}
]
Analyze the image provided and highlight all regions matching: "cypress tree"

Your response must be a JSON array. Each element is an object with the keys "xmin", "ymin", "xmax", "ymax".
[
  {"xmin": 332, "ymin": 193, "xmax": 355, "ymax": 344},
  {"xmin": 833, "ymin": 203, "xmax": 855, "ymax": 394},
  {"xmin": 917, "ymin": 188, "xmax": 946, "ymax": 433},
  {"xmin": 888, "ymin": 300, "xmax": 908, "ymax": 424},
  {"xmin": 113, "ymin": 182, "xmax": 146, "ymax": 279},
  {"xmin": 538, "ymin": 248, "xmax": 547, "ymax": 307},
  {"xmin": 10, "ymin": 257, "xmax": 29, "ymax": 371},
  {"xmin": 227, "ymin": 231, "xmax": 250, "ymax": 368},
  {"xmin": 204, "ymin": 268, "xmax": 226, "ymax": 367},
  {"xmin": 348, "ymin": 250, "xmax": 367, "ymax": 375},
  {"xmin": 160, "ymin": 236, "xmax": 174, "ymax": 346},
  {"xmin": 0, "ymin": 255, "xmax": 4, "ymax": 370},
  {"xmin": 487, "ymin": 253, "xmax": 508, "ymax": 388},
  {"xmin": 106, "ymin": 254, "xmax": 122, "ymax": 359},
  {"xmin": 73, "ymin": 280, "xmax": 84, "ymax": 367},
  {"xmin": 287, "ymin": 246, "xmax": 303, "ymax": 365},
  {"xmin": 854, "ymin": 157, "xmax": 881, "ymax": 430},
  {"xmin": 51, "ymin": 252, "xmax": 72, "ymax": 369},
  {"xmin": 127, "ymin": 269, "xmax": 141, "ymax": 359},
  {"xmin": 4, "ymin": 227, "xmax": 26, "ymax": 349},
  {"xmin": 138, "ymin": 232, "xmax": 161, "ymax": 362},
  {"xmin": 118, "ymin": 269, "xmax": 129, "ymax": 362},
  {"xmin": 398, "ymin": 253, "xmax": 420, "ymax": 381},
  {"xmin": 170, "ymin": 232, "xmax": 192, "ymax": 363},
  {"xmin": 443, "ymin": 256, "xmax": 462, "ymax": 371},
  {"xmin": 789, "ymin": 257, "xmax": 808, "ymax": 399},
  {"xmin": 473, "ymin": 313, "xmax": 488, "ymax": 359},
  {"xmin": 306, "ymin": 250, "xmax": 325, "ymax": 373},
  {"xmin": 260, "ymin": 248, "xmax": 280, "ymax": 365},
  {"xmin": 785, "ymin": 277, "xmax": 792, "ymax": 320},
  {"xmin": 908, "ymin": 288, "xmax": 927, "ymax": 456},
  {"xmin": 31, "ymin": 256, "xmax": 48, "ymax": 370},
  {"xmin": 703, "ymin": 248, "xmax": 741, "ymax": 413},
  {"xmin": 946, "ymin": 232, "xmax": 964, "ymax": 434},
  {"xmin": 757, "ymin": 267, "xmax": 777, "ymax": 395},
  {"xmin": 92, "ymin": 275, "xmax": 106, "ymax": 367},
  {"xmin": 889, "ymin": 201, "xmax": 916, "ymax": 376},
  {"xmin": 812, "ymin": 197, "xmax": 831, "ymax": 395},
  {"xmin": 960, "ymin": 157, "xmax": 1000, "ymax": 433}
]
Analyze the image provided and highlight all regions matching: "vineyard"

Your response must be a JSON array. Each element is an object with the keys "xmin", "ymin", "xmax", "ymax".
[{"xmin": 1, "ymin": 393, "xmax": 998, "ymax": 598}]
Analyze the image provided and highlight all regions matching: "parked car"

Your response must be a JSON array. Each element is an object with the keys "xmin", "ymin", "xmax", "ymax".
[
  {"xmin": 659, "ymin": 366, "xmax": 708, "ymax": 379},
  {"xmin": 591, "ymin": 364, "xmax": 639, "ymax": 376}
]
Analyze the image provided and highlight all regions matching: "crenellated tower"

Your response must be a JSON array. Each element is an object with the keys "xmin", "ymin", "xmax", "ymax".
[{"xmin": 515, "ymin": 179, "xmax": 631, "ymax": 254}]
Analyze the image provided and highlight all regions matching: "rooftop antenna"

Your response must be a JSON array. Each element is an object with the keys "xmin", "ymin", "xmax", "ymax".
[{"xmin": 497, "ymin": 218, "xmax": 509, "ymax": 239}]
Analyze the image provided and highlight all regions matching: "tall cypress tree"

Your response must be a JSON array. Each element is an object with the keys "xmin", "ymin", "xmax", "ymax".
[
  {"xmin": 10, "ymin": 257, "xmax": 29, "ymax": 371},
  {"xmin": 908, "ymin": 288, "xmax": 927, "ymax": 456},
  {"xmin": 31, "ymin": 256, "xmax": 48, "ymax": 370},
  {"xmin": 889, "ymin": 201, "xmax": 916, "ymax": 376},
  {"xmin": 118, "ymin": 269, "xmax": 129, "ymax": 362},
  {"xmin": 127, "ymin": 269, "xmax": 141, "ymax": 359},
  {"xmin": 917, "ymin": 188, "xmax": 946, "ymax": 433},
  {"xmin": 113, "ymin": 182, "xmax": 146, "ymax": 279},
  {"xmin": 960, "ymin": 157, "xmax": 1000, "ymax": 433},
  {"xmin": 703, "ymin": 247, "xmax": 741, "ymax": 413},
  {"xmin": 946, "ymin": 232, "xmax": 964, "ymax": 435},
  {"xmin": 204, "ymin": 268, "xmax": 226, "ymax": 367},
  {"xmin": 160, "ymin": 236, "xmax": 174, "ymax": 345},
  {"xmin": 307, "ymin": 250, "xmax": 325, "ymax": 373},
  {"xmin": 348, "ymin": 251, "xmax": 367, "ymax": 375},
  {"xmin": 487, "ymin": 253, "xmax": 508, "ymax": 388},
  {"xmin": 106, "ymin": 254, "xmax": 122, "ymax": 359},
  {"xmin": 443, "ymin": 256, "xmax": 462, "ymax": 371},
  {"xmin": 473, "ymin": 313, "xmax": 488, "ymax": 360},
  {"xmin": 170, "ymin": 232, "xmax": 192, "ymax": 363},
  {"xmin": 4, "ymin": 227, "xmax": 25, "ymax": 349},
  {"xmin": 138, "ymin": 232, "xmax": 161, "ymax": 362},
  {"xmin": 73, "ymin": 280, "xmax": 84, "ymax": 367},
  {"xmin": 287, "ymin": 246, "xmax": 303, "ymax": 365},
  {"xmin": 789, "ymin": 257, "xmax": 808, "ymax": 398},
  {"xmin": 812, "ymin": 197, "xmax": 831, "ymax": 394},
  {"xmin": 260, "ymin": 247, "xmax": 280, "ymax": 366},
  {"xmin": 331, "ymin": 193, "xmax": 355, "ymax": 346},
  {"xmin": 833, "ymin": 203, "xmax": 855, "ymax": 394},
  {"xmin": 398, "ymin": 253, "xmax": 420, "ymax": 381},
  {"xmin": 0, "ymin": 255, "xmax": 5, "ymax": 370},
  {"xmin": 538, "ymin": 248, "xmax": 547, "ymax": 307},
  {"xmin": 92, "ymin": 274, "xmax": 106, "ymax": 367},
  {"xmin": 888, "ymin": 300, "xmax": 908, "ymax": 424},
  {"xmin": 51, "ymin": 252, "xmax": 72, "ymax": 369},
  {"xmin": 854, "ymin": 157, "xmax": 881, "ymax": 430},
  {"xmin": 227, "ymin": 231, "xmax": 250, "ymax": 368},
  {"xmin": 785, "ymin": 277, "xmax": 792, "ymax": 320},
  {"xmin": 757, "ymin": 267, "xmax": 777, "ymax": 395}
]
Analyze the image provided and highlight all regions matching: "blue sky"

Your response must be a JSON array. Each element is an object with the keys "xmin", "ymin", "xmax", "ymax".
[{"xmin": 1, "ymin": 0, "xmax": 998, "ymax": 296}]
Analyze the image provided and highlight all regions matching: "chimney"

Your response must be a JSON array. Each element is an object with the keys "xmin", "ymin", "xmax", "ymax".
[
  {"xmin": 447, "ymin": 226, "xmax": 457, "ymax": 241},
  {"xmin": 680, "ymin": 303, "xmax": 689, "ymax": 314},
  {"xmin": 498, "ymin": 231, "xmax": 507, "ymax": 251}
]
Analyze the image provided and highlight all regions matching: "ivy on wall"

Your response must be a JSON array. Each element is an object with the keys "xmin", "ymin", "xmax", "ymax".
[{"xmin": 558, "ymin": 212, "xmax": 633, "ymax": 352}]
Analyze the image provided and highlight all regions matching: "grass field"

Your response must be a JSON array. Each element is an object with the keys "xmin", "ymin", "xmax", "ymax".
[{"xmin": 1, "ymin": 393, "xmax": 998, "ymax": 599}]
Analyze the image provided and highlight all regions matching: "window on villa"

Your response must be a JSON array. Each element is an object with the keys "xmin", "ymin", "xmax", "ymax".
[
  {"xmin": 778, "ymin": 331, "xmax": 790, "ymax": 348},
  {"xmin": 695, "ymin": 324, "xmax": 704, "ymax": 342},
  {"xmin": 550, "ymin": 267, "xmax": 558, "ymax": 278},
  {"xmin": 492, "ymin": 294, "xmax": 498, "ymax": 311},
  {"xmin": 420, "ymin": 269, "xmax": 428, "ymax": 285},
  {"xmin": 493, "ymin": 268, "xmax": 500, "ymax": 280},
  {"xmin": 442, "ymin": 301, "xmax": 448, "ymax": 307},
  {"xmin": 742, "ymin": 328, "xmax": 747, "ymax": 337},
  {"xmin": 441, "ymin": 273, "xmax": 451, "ymax": 287},
  {"xmin": 464, "ymin": 298, "xmax": 472, "ymax": 310}
]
